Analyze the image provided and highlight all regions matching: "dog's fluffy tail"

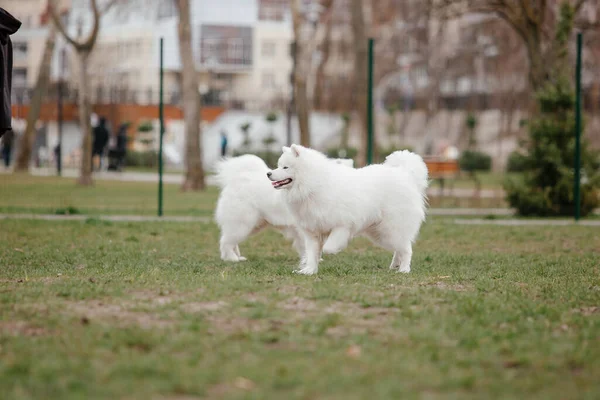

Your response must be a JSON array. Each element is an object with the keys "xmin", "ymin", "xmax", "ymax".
[
  {"xmin": 384, "ymin": 150, "xmax": 429, "ymax": 193},
  {"xmin": 213, "ymin": 154, "xmax": 269, "ymax": 189}
]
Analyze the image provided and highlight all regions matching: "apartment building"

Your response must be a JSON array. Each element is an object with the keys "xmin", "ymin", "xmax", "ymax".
[
  {"xmin": 3, "ymin": 0, "xmax": 69, "ymax": 92},
  {"xmin": 65, "ymin": 0, "xmax": 294, "ymax": 110}
]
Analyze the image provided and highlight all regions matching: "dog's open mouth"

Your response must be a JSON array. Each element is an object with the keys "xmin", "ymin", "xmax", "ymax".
[{"xmin": 272, "ymin": 178, "xmax": 292, "ymax": 189}]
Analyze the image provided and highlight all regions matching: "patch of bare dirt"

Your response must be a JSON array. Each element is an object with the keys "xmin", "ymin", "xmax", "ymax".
[
  {"xmin": 419, "ymin": 281, "xmax": 471, "ymax": 291},
  {"xmin": 275, "ymin": 285, "xmax": 302, "ymax": 295},
  {"xmin": 206, "ymin": 316, "xmax": 268, "ymax": 334},
  {"xmin": 204, "ymin": 383, "xmax": 234, "ymax": 399},
  {"xmin": 280, "ymin": 296, "xmax": 318, "ymax": 312},
  {"xmin": 181, "ymin": 301, "xmax": 228, "ymax": 313},
  {"xmin": 571, "ymin": 306, "xmax": 599, "ymax": 316},
  {"xmin": 278, "ymin": 297, "xmax": 402, "ymax": 337},
  {"xmin": 0, "ymin": 277, "xmax": 63, "ymax": 284},
  {"xmin": 0, "ymin": 321, "xmax": 51, "ymax": 336},
  {"xmin": 203, "ymin": 377, "xmax": 256, "ymax": 399},
  {"xmin": 66, "ymin": 300, "xmax": 173, "ymax": 329}
]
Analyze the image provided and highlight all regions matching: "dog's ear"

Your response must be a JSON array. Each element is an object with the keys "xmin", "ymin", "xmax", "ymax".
[
  {"xmin": 282, "ymin": 146, "xmax": 290, "ymax": 153},
  {"xmin": 290, "ymin": 144, "xmax": 301, "ymax": 157}
]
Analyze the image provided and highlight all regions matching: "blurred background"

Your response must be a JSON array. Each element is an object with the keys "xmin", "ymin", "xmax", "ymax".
[{"xmin": 1, "ymin": 0, "xmax": 599, "ymax": 212}]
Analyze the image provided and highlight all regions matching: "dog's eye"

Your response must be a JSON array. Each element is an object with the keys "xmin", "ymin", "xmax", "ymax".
[{"xmin": 283, "ymin": 166, "xmax": 288, "ymax": 169}]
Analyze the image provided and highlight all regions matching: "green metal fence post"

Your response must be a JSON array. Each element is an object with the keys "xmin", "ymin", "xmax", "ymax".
[
  {"xmin": 158, "ymin": 37, "xmax": 165, "ymax": 217},
  {"xmin": 367, "ymin": 38, "xmax": 374, "ymax": 165},
  {"xmin": 574, "ymin": 32, "xmax": 582, "ymax": 221}
]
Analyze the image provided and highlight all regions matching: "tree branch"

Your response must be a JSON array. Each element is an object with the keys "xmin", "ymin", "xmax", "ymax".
[
  {"xmin": 76, "ymin": 0, "xmax": 101, "ymax": 51},
  {"xmin": 574, "ymin": 0, "xmax": 587, "ymax": 12},
  {"xmin": 519, "ymin": 0, "xmax": 539, "ymax": 24},
  {"xmin": 49, "ymin": 0, "xmax": 102, "ymax": 52},
  {"xmin": 102, "ymin": 0, "xmax": 122, "ymax": 15},
  {"xmin": 49, "ymin": 0, "xmax": 82, "ymax": 49}
]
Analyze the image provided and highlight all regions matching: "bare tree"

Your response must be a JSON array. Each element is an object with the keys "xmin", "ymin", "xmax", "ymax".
[
  {"xmin": 14, "ymin": 24, "xmax": 57, "ymax": 172},
  {"xmin": 350, "ymin": 0, "xmax": 370, "ymax": 166},
  {"xmin": 433, "ymin": 0, "xmax": 592, "ymax": 91},
  {"xmin": 50, "ymin": 0, "xmax": 118, "ymax": 186},
  {"xmin": 312, "ymin": 6, "xmax": 333, "ymax": 111},
  {"xmin": 290, "ymin": 0, "xmax": 312, "ymax": 148},
  {"xmin": 175, "ymin": 0, "xmax": 205, "ymax": 191},
  {"xmin": 290, "ymin": 0, "xmax": 335, "ymax": 147}
]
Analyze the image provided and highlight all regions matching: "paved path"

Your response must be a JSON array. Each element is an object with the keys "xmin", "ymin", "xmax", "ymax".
[
  {"xmin": 0, "ymin": 214, "xmax": 211, "ymax": 223},
  {"xmin": 453, "ymin": 218, "xmax": 600, "ymax": 226},
  {"xmin": 2, "ymin": 212, "xmax": 598, "ymax": 226},
  {"xmin": 5, "ymin": 168, "xmax": 504, "ymax": 198}
]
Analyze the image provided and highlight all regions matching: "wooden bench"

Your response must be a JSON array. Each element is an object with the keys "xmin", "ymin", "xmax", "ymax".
[{"xmin": 423, "ymin": 157, "xmax": 460, "ymax": 195}]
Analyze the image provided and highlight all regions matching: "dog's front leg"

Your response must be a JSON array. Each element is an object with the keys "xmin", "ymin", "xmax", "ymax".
[{"xmin": 295, "ymin": 231, "xmax": 321, "ymax": 275}]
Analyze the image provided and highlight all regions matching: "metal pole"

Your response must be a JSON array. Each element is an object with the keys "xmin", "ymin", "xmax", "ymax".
[
  {"xmin": 367, "ymin": 38, "xmax": 374, "ymax": 165},
  {"xmin": 574, "ymin": 32, "xmax": 582, "ymax": 221},
  {"xmin": 158, "ymin": 37, "xmax": 165, "ymax": 217},
  {"xmin": 57, "ymin": 47, "xmax": 65, "ymax": 176},
  {"xmin": 286, "ymin": 41, "xmax": 296, "ymax": 146}
]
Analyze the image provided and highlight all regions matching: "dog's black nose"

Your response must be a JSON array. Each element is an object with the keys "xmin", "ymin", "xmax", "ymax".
[{"xmin": 267, "ymin": 172, "xmax": 272, "ymax": 178}]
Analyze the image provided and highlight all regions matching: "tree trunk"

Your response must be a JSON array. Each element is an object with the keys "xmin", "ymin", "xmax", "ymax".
[
  {"xmin": 76, "ymin": 50, "xmax": 93, "ymax": 186},
  {"xmin": 525, "ymin": 35, "xmax": 546, "ymax": 92},
  {"xmin": 313, "ymin": 14, "xmax": 333, "ymax": 111},
  {"xmin": 14, "ymin": 24, "xmax": 57, "ymax": 172},
  {"xmin": 177, "ymin": 0, "xmax": 205, "ymax": 191},
  {"xmin": 291, "ymin": 0, "xmax": 311, "ymax": 147},
  {"xmin": 351, "ymin": 0, "xmax": 369, "ymax": 166},
  {"xmin": 295, "ymin": 75, "xmax": 311, "ymax": 147}
]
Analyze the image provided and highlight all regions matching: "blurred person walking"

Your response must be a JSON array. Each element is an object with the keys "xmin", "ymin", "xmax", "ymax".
[
  {"xmin": 220, "ymin": 130, "xmax": 228, "ymax": 157},
  {"xmin": 92, "ymin": 116, "xmax": 110, "ymax": 171},
  {"xmin": 108, "ymin": 122, "xmax": 129, "ymax": 171},
  {"xmin": 1, "ymin": 128, "xmax": 13, "ymax": 168}
]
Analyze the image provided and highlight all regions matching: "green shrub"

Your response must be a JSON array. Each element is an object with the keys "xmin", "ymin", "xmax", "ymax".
[
  {"xmin": 137, "ymin": 120, "xmax": 154, "ymax": 132},
  {"xmin": 125, "ymin": 150, "xmax": 159, "ymax": 168},
  {"xmin": 265, "ymin": 112, "xmax": 278, "ymax": 123},
  {"xmin": 459, "ymin": 150, "xmax": 492, "ymax": 172},
  {"xmin": 504, "ymin": 3, "xmax": 600, "ymax": 217},
  {"xmin": 506, "ymin": 151, "xmax": 528, "ymax": 173}
]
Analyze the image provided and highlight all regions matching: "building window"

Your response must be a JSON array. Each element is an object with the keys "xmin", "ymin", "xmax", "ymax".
[
  {"xmin": 228, "ymin": 38, "xmax": 244, "ymax": 63},
  {"xmin": 261, "ymin": 41, "xmax": 276, "ymax": 57},
  {"xmin": 158, "ymin": 0, "xmax": 177, "ymax": 19},
  {"xmin": 203, "ymin": 38, "xmax": 220, "ymax": 64},
  {"xmin": 200, "ymin": 25, "xmax": 253, "ymax": 66},
  {"xmin": 258, "ymin": 0, "xmax": 287, "ymax": 21},
  {"xmin": 12, "ymin": 68, "xmax": 27, "ymax": 88},
  {"xmin": 12, "ymin": 41, "xmax": 27, "ymax": 61},
  {"xmin": 262, "ymin": 72, "xmax": 276, "ymax": 89}
]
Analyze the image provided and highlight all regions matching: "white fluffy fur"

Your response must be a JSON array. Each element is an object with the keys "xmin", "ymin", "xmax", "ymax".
[
  {"xmin": 214, "ymin": 154, "xmax": 353, "ymax": 262},
  {"xmin": 269, "ymin": 144, "xmax": 428, "ymax": 275},
  {"xmin": 214, "ymin": 155, "xmax": 304, "ymax": 262}
]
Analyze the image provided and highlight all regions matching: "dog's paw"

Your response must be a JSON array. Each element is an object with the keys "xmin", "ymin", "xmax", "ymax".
[
  {"xmin": 293, "ymin": 267, "xmax": 318, "ymax": 275},
  {"xmin": 238, "ymin": 256, "xmax": 247, "ymax": 261},
  {"xmin": 398, "ymin": 267, "xmax": 411, "ymax": 273}
]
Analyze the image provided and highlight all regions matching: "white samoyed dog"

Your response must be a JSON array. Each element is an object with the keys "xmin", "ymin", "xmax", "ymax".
[
  {"xmin": 214, "ymin": 154, "xmax": 354, "ymax": 262},
  {"xmin": 268, "ymin": 145, "xmax": 428, "ymax": 275}
]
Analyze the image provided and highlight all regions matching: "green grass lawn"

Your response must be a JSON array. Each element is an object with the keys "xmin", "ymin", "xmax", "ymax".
[
  {"xmin": 0, "ymin": 174, "xmax": 219, "ymax": 216},
  {"xmin": 428, "ymin": 171, "xmax": 521, "ymax": 191},
  {"xmin": 0, "ymin": 173, "xmax": 512, "ymax": 217},
  {"xmin": 1, "ymin": 218, "xmax": 599, "ymax": 399}
]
